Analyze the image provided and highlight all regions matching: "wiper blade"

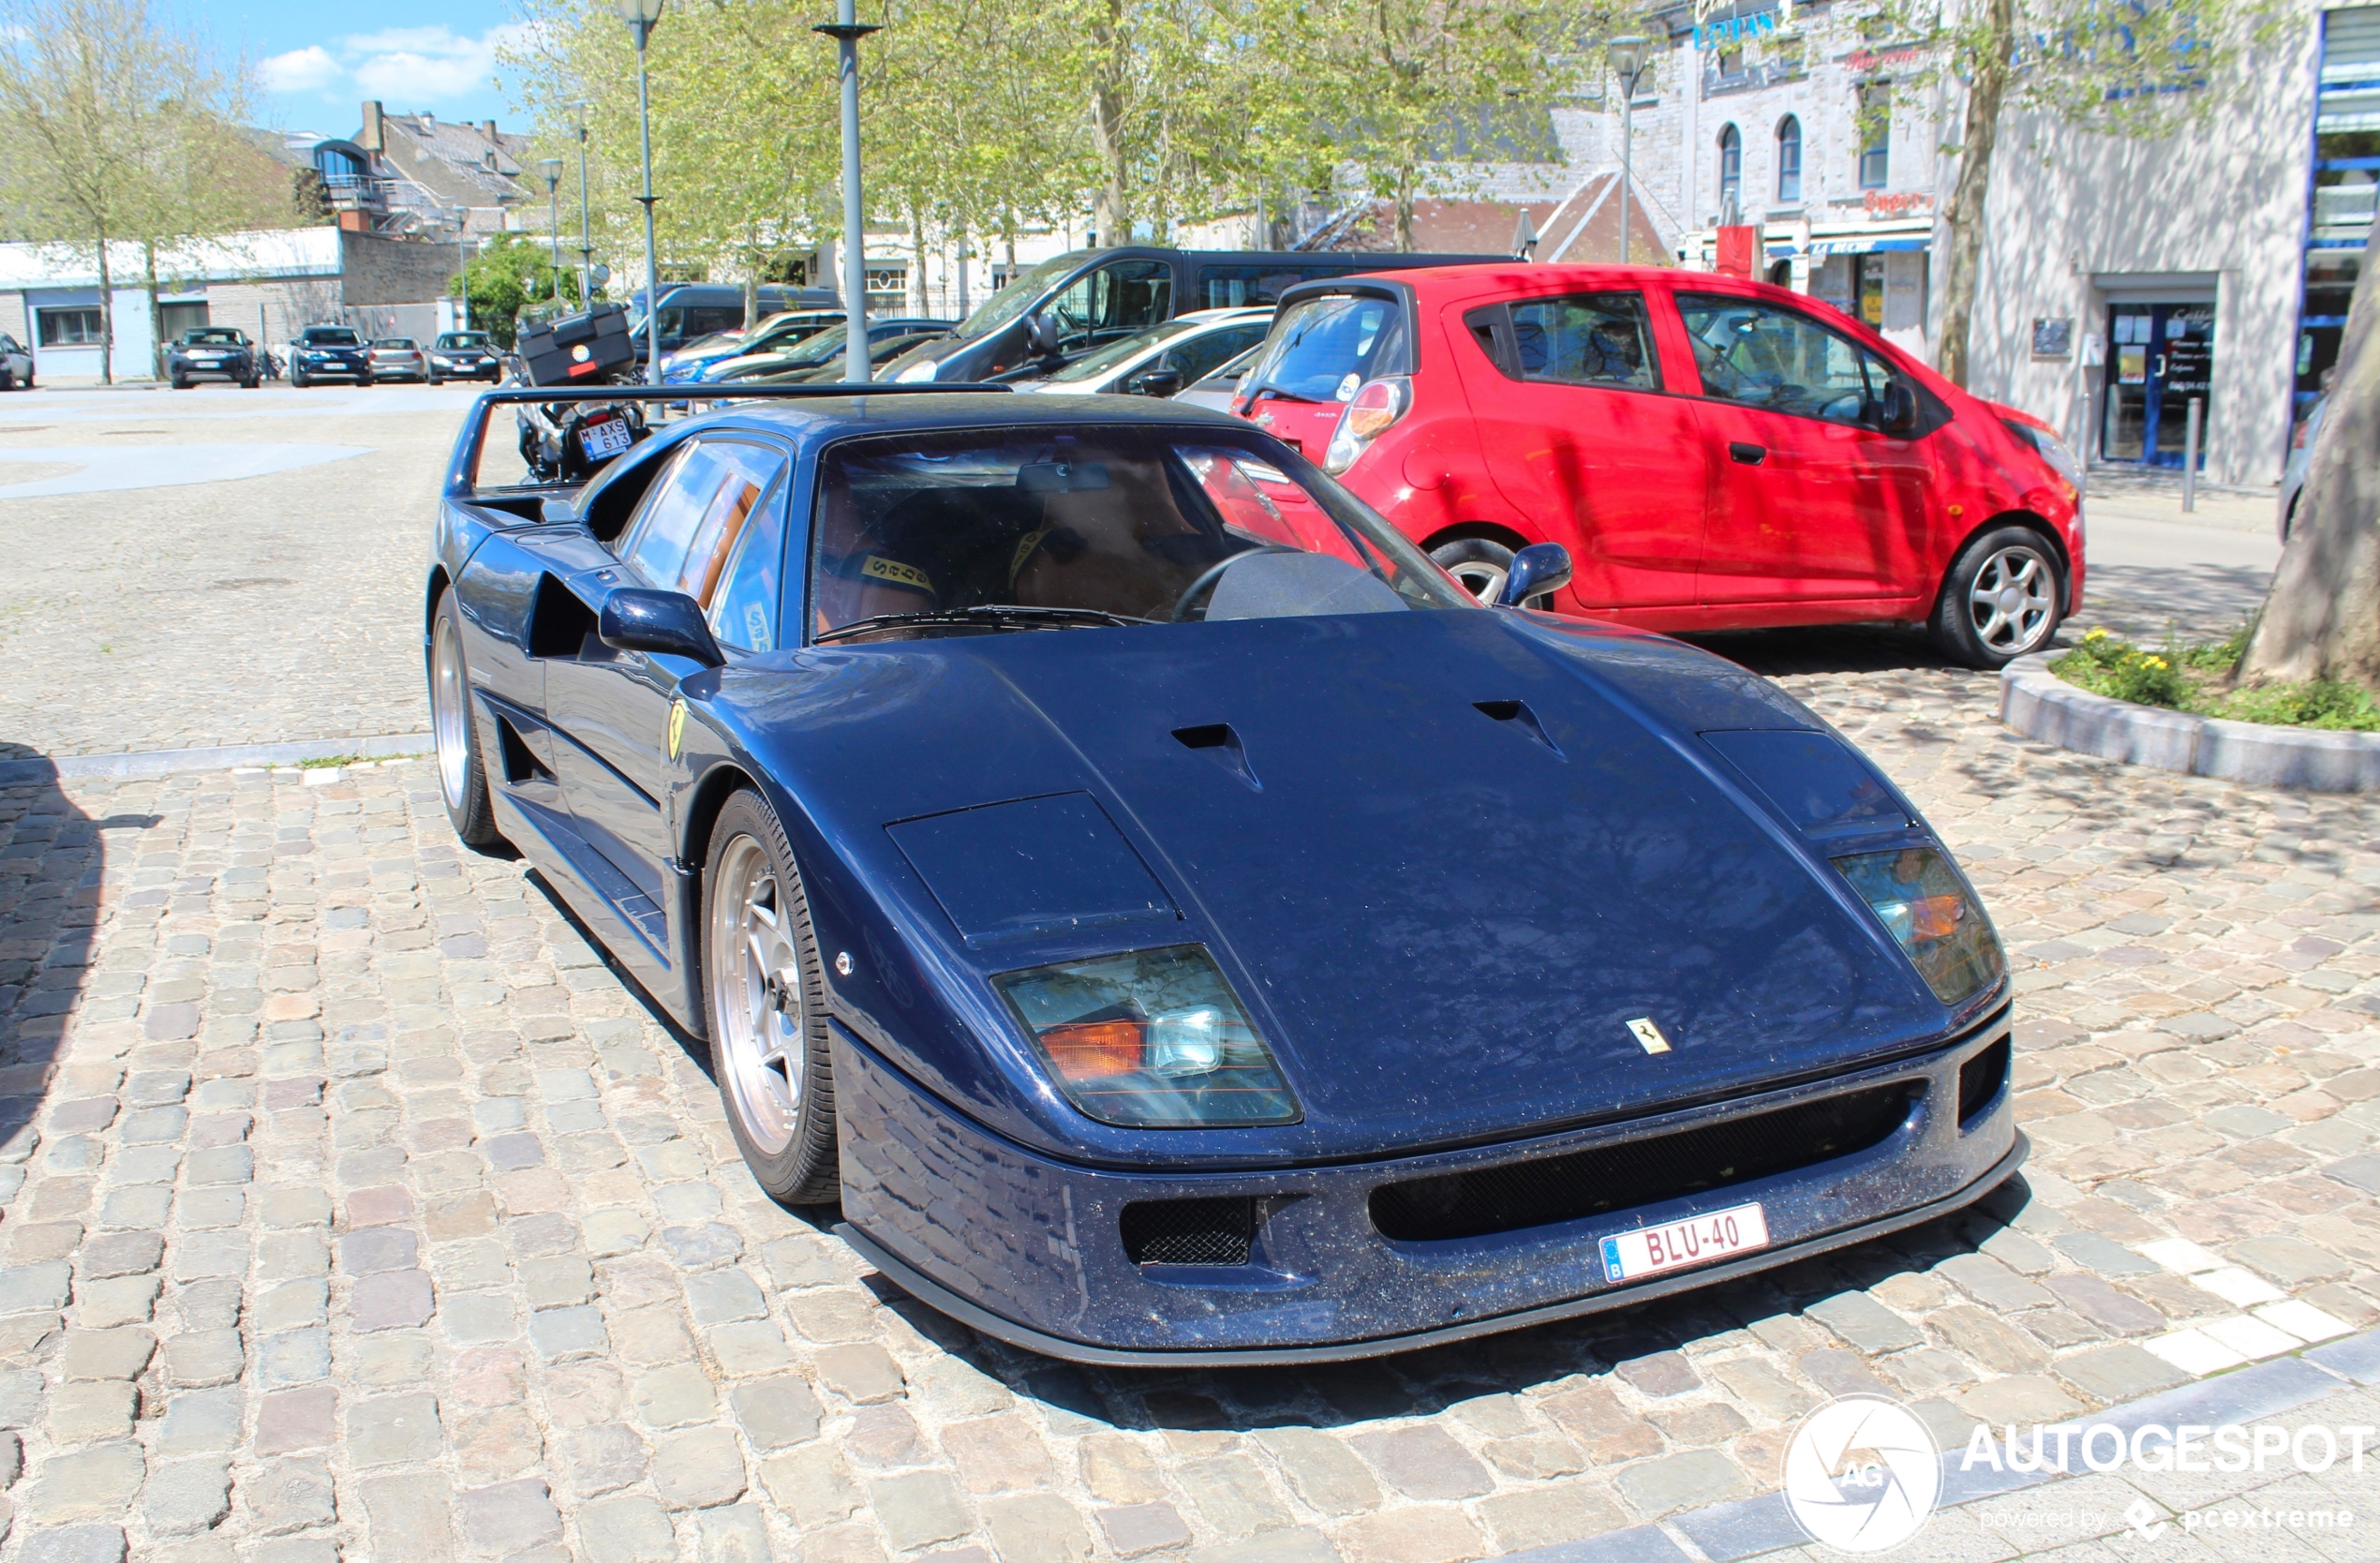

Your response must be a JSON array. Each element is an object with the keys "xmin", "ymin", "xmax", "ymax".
[{"xmin": 812, "ymin": 604, "xmax": 1153, "ymax": 645}]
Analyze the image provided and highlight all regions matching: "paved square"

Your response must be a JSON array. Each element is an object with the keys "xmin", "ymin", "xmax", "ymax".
[{"xmin": 0, "ymin": 390, "xmax": 2369, "ymax": 1562}]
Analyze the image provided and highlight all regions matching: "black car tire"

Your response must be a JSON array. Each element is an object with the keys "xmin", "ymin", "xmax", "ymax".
[
  {"xmin": 290, "ymin": 368, "xmax": 309, "ymax": 388},
  {"xmin": 360, "ymin": 373, "xmax": 375, "ymax": 388},
  {"xmin": 1430, "ymin": 536, "xmax": 1554, "ymax": 610},
  {"xmin": 703, "ymin": 789, "xmax": 840, "ymax": 1207},
  {"xmin": 1930, "ymin": 524, "xmax": 2065, "ymax": 669},
  {"xmin": 0, "ymin": 366, "xmax": 13, "ymax": 392},
  {"xmin": 170, "ymin": 372, "xmax": 188, "ymax": 390},
  {"xmin": 427, "ymin": 589, "xmax": 502, "ymax": 849}
]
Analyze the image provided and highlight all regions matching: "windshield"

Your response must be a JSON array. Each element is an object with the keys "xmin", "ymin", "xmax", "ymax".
[
  {"xmin": 184, "ymin": 329, "xmax": 244, "ymax": 345},
  {"xmin": 1196, "ymin": 345, "xmax": 1262, "ymax": 392},
  {"xmin": 436, "ymin": 333, "xmax": 490, "ymax": 350},
  {"xmin": 809, "ymin": 424, "xmax": 1469, "ymax": 644},
  {"xmin": 1048, "ymin": 318, "xmax": 1203, "ymax": 383},
  {"xmin": 373, "ymin": 338, "xmax": 417, "ymax": 350},
  {"xmin": 1244, "ymin": 295, "xmax": 1405, "ymax": 404},
  {"xmin": 302, "ymin": 328, "xmax": 361, "ymax": 347},
  {"xmin": 950, "ymin": 252, "xmax": 1086, "ymax": 341}
]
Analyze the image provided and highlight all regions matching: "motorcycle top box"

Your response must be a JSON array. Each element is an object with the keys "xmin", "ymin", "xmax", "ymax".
[{"xmin": 516, "ymin": 305, "xmax": 637, "ymax": 387}]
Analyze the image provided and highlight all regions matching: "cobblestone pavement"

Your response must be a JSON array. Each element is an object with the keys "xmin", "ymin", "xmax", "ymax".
[
  {"xmin": 0, "ymin": 389, "xmax": 472, "ymax": 761},
  {"xmin": 3, "ymin": 606, "xmax": 2378, "ymax": 1563}
]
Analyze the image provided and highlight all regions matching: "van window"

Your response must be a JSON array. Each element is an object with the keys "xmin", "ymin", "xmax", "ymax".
[
  {"xmin": 1197, "ymin": 265, "xmax": 1326, "ymax": 308},
  {"xmin": 1243, "ymin": 295, "xmax": 1408, "ymax": 404},
  {"xmin": 950, "ymin": 252, "xmax": 1085, "ymax": 340},
  {"xmin": 1043, "ymin": 260, "xmax": 1172, "ymax": 355}
]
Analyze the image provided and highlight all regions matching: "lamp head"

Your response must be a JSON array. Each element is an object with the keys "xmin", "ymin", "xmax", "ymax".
[
  {"xmin": 1609, "ymin": 34, "xmax": 1649, "ymax": 80},
  {"xmin": 615, "ymin": 0, "xmax": 664, "ymax": 25},
  {"xmin": 539, "ymin": 156, "xmax": 564, "ymax": 186}
]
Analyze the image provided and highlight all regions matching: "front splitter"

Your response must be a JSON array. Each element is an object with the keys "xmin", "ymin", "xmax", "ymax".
[{"xmin": 835, "ymin": 1131, "xmax": 2029, "ymax": 1368}]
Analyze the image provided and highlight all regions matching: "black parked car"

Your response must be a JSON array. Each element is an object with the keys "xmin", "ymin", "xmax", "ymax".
[
  {"xmin": 427, "ymin": 332, "xmax": 502, "ymax": 383},
  {"xmin": 290, "ymin": 326, "xmax": 372, "ymax": 387},
  {"xmin": 701, "ymin": 319, "xmax": 955, "ymax": 386},
  {"xmin": 167, "ymin": 327, "xmax": 260, "ymax": 389}
]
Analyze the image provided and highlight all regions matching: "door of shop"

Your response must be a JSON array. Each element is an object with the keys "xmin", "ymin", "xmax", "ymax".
[{"xmin": 2102, "ymin": 303, "xmax": 2213, "ymax": 469}]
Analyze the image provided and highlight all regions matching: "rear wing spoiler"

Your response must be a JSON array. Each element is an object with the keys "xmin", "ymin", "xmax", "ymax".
[{"xmin": 440, "ymin": 382, "xmax": 1013, "ymax": 500}]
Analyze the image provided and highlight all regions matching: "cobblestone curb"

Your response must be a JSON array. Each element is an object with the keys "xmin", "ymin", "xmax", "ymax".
[
  {"xmin": 0, "ymin": 735, "xmax": 433, "ymax": 788},
  {"xmin": 2000, "ymin": 653, "xmax": 2380, "ymax": 791}
]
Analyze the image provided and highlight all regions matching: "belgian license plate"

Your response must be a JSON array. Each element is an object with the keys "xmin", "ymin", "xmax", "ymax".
[
  {"xmin": 1600, "ymin": 1202, "xmax": 1769, "ymax": 1283},
  {"xmin": 580, "ymin": 419, "xmax": 632, "ymax": 460}
]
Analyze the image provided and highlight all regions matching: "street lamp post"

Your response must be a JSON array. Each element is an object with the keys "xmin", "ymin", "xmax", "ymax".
[
  {"xmin": 454, "ymin": 207, "xmax": 471, "ymax": 333},
  {"xmin": 815, "ymin": 0, "xmax": 882, "ymax": 382},
  {"xmin": 539, "ymin": 157, "xmax": 565, "ymax": 301},
  {"xmin": 569, "ymin": 101, "xmax": 594, "ymax": 305},
  {"xmin": 1608, "ymin": 36, "xmax": 1651, "ymax": 265},
  {"xmin": 616, "ymin": 0, "xmax": 667, "ymax": 383}
]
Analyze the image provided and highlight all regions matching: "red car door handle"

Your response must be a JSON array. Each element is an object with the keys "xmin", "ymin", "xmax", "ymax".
[{"xmin": 1729, "ymin": 442, "xmax": 1766, "ymax": 465}]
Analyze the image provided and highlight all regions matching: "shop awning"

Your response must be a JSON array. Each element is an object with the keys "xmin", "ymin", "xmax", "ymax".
[{"xmin": 1808, "ymin": 236, "xmax": 1930, "ymax": 258}]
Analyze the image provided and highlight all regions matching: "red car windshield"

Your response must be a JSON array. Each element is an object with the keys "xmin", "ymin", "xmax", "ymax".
[
  {"xmin": 807, "ymin": 424, "xmax": 1469, "ymax": 643},
  {"xmin": 1242, "ymin": 295, "xmax": 1407, "ymax": 405}
]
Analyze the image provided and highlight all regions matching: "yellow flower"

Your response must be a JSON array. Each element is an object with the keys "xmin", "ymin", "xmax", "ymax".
[
  {"xmin": 2083, "ymin": 628, "xmax": 2109, "ymax": 642},
  {"xmin": 2141, "ymin": 656, "xmax": 2168, "ymax": 670}
]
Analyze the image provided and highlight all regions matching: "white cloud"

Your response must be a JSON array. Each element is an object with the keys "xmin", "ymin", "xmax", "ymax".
[
  {"xmin": 259, "ymin": 45, "xmax": 342, "ymax": 95},
  {"xmin": 260, "ymin": 24, "xmax": 528, "ymax": 110}
]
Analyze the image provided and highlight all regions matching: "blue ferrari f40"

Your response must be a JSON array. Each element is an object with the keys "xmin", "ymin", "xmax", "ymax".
[{"xmin": 424, "ymin": 385, "xmax": 2022, "ymax": 1364}]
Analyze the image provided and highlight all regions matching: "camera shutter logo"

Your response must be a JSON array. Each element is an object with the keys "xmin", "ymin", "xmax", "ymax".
[{"xmin": 1782, "ymin": 1396, "xmax": 1940, "ymax": 1552}]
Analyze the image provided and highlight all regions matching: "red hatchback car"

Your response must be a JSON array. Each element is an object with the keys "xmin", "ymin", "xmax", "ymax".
[{"xmin": 1231, "ymin": 264, "xmax": 2084, "ymax": 666}]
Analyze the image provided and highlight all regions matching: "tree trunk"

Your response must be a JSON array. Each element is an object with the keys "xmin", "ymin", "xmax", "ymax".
[
  {"xmin": 144, "ymin": 241, "xmax": 162, "ymax": 380},
  {"xmin": 1395, "ymin": 164, "xmax": 1417, "ymax": 252},
  {"xmin": 1935, "ymin": 0, "xmax": 2012, "ymax": 389},
  {"xmin": 95, "ymin": 225, "xmax": 113, "ymax": 386},
  {"xmin": 1088, "ymin": 0, "xmax": 1129, "ymax": 246},
  {"xmin": 743, "ymin": 246, "xmax": 759, "ymax": 335},
  {"xmin": 2239, "ymin": 219, "xmax": 2380, "ymax": 688},
  {"xmin": 911, "ymin": 201, "xmax": 930, "ymax": 316}
]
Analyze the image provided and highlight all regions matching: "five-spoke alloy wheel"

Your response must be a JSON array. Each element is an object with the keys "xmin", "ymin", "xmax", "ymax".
[
  {"xmin": 705, "ymin": 790, "xmax": 839, "ymax": 1205},
  {"xmin": 1932, "ymin": 525, "xmax": 2065, "ymax": 668},
  {"xmin": 428, "ymin": 588, "xmax": 500, "ymax": 846}
]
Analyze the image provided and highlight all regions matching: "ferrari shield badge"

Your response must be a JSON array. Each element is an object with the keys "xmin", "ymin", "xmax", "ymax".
[
  {"xmin": 1627, "ymin": 1017, "xmax": 1672, "ymax": 1054},
  {"xmin": 666, "ymin": 697, "xmax": 688, "ymax": 761}
]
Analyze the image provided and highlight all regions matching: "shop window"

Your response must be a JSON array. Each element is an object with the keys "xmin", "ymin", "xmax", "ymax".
[
  {"xmin": 1852, "ymin": 255, "xmax": 1887, "ymax": 328},
  {"xmin": 1718, "ymin": 125, "xmax": 1743, "ymax": 216},
  {"xmin": 1858, "ymin": 88, "xmax": 1891, "ymax": 189},
  {"xmin": 1777, "ymin": 116, "xmax": 1803, "ymax": 202},
  {"xmin": 863, "ymin": 262, "xmax": 908, "ymax": 312},
  {"xmin": 36, "ymin": 307, "xmax": 102, "ymax": 347}
]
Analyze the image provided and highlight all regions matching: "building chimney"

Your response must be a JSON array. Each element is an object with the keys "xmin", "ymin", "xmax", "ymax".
[
  {"xmin": 359, "ymin": 100, "xmax": 384, "ymax": 153},
  {"xmin": 481, "ymin": 120, "xmax": 499, "ymax": 142}
]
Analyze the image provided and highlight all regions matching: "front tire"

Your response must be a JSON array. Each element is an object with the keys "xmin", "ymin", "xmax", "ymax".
[
  {"xmin": 428, "ymin": 588, "xmax": 501, "ymax": 847},
  {"xmin": 704, "ymin": 791, "xmax": 840, "ymax": 1207},
  {"xmin": 290, "ymin": 368, "xmax": 309, "ymax": 388},
  {"xmin": 1931, "ymin": 525, "xmax": 2065, "ymax": 668}
]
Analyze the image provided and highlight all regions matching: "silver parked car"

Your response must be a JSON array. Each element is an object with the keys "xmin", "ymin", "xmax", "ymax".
[
  {"xmin": 0, "ymin": 331, "xmax": 30, "ymax": 391},
  {"xmin": 1173, "ymin": 343, "xmax": 1263, "ymax": 411},
  {"xmin": 367, "ymin": 338, "xmax": 431, "ymax": 384},
  {"xmin": 1014, "ymin": 307, "xmax": 1273, "ymax": 398},
  {"xmin": 2280, "ymin": 394, "xmax": 2327, "ymax": 543}
]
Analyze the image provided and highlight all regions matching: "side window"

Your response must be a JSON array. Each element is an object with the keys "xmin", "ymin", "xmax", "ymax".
[
  {"xmin": 1165, "ymin": 324, "xmax": 1268, "ymax": 385},
  {"xmin": 707, "ymin": 483, "xmax": 790, "ymax": 652},
  {"xmin": 1046, "ymin": 261, "xmax": 1173, "ymax": 351},
  {"xmin": 687, "ymin": 306, "xmax": 740, "ymax": 336},
  {"xmin": 673, "ymin": 442, "xmax": 789, "ymax": 607},
  {"xmin": 617, "ymin": 441, "xmax": 729, "ymax": 585},
  {"xmin": 1676, "ymin": 295, "xmax": 1888, "ymax": 426},
  {"xmin": 1474, "ymin": 293, "xmax": 1660, "ymax": 391}
]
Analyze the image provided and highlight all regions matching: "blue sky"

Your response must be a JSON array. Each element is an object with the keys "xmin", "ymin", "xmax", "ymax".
[{"xmin": 208, "ymin": 0, "xmax": 526, "ymax": 137}]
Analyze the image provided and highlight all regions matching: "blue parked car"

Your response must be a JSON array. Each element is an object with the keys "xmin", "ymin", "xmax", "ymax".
[
  {"xmin": 424, "ymin": 386, "xmax": 2020, "ymax": 1364},
  {"xmin": 661, "ymin": 310, "xmax": 846, "ymax": 384}
]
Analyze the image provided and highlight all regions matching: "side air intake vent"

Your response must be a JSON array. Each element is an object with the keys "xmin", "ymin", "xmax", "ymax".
[
  {"xmin": 1957, "ymin": 1038, "xmax": 2010, "ymax": 1129},
  {"xmin": 1121, "ymin": 1197, "xmax": 1257, "ymax": 1266}
]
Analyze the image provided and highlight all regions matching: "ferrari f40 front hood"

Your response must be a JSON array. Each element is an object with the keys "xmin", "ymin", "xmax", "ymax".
[{"xmin": 736, "ymin": 608, "xmax": 1963, "ymax": 1165}]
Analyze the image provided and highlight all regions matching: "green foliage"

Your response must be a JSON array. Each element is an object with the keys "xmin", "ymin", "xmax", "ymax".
[
  {"xmin": 450, "ymin": 233, "xmax": 582, "ymax": 350},
  {"xmin": 2053, "ymin": 626, "xmax": 2380, "ymax": 731}
]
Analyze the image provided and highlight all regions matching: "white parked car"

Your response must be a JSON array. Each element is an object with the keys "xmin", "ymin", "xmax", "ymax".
[
  {"xmin": 1173, "ymin": 343, "xmax": 1263, "ymax": 411},
  {"xmin": 1014, "ymin": 307, "xmax": 1273, "ymax": 398}
]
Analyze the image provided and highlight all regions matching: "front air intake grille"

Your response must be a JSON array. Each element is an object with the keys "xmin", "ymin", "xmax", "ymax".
[
  {"xmin": 1121, "ymin": 1197, "xmax": 1257, "ymax": 1266},
  {"xmin": 1369, "ymin": 1081, "xmax": 1922, "ymax": 1243},
  {"xmin": 1957, "ymin": 1038, "xmax": 2011, "ymax": 1128}
]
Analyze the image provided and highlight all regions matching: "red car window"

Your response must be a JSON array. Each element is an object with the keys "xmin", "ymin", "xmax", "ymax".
[
  {"xmin": 1466, "ymin": 292, "xmax": 1661, "ymax": 392},
  {"xmin": 1676, "ymin": 293, "xmax": 1892, "ymax": 425}
]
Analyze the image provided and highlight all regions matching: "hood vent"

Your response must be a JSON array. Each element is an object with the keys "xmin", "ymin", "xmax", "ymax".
[
  {"xmin": 1474, "ymin": 699, "xmax": 1562, "ymax": 758},
  {"xmin": 1173, "ymin": 723, "xmax": 1261, "ymax": 792}
]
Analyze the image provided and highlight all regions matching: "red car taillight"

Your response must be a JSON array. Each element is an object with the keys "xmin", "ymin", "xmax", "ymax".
[{"xmin": 1323, "ymin": 378, "xmax": 1409, "ymax": 473}]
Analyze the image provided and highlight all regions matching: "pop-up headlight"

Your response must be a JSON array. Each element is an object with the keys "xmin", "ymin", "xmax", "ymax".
[
  {"xmin": 994, "ymin": 945, "xmax": 1299, "ymax": 1127},
  {"xmin": 1833, "ymin": 847, "xmax": 2006, "ymax": 1006}
]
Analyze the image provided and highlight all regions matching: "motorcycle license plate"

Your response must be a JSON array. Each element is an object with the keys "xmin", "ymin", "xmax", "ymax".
[
  {"xmin": 1600, "ymin": 1202, "xmax": 1769, "ymax": 1283},
  {"xmin": 579, "ymin": 418, "xmax": 632, "ymax": 461}
]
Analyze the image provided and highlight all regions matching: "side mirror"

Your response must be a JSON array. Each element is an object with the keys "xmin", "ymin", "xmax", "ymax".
[
  {"xmin": 1879, "ymin": 380, "xmax": 1919, "ymax": 436},
  {"xmin": 598, "ymin": 588, "xmax": 724, "ymax": 668},
  {"xmin": 1025, "ymin": 312, "xmax": 1061, "ymax": 359},
  {"xmin": 1133, "ymin": 367, "xmax": 1184, "ymax": 398},
  {"xmin": 1497, "ymin": 542, "xmax": 1574, "ymax": 608}
]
